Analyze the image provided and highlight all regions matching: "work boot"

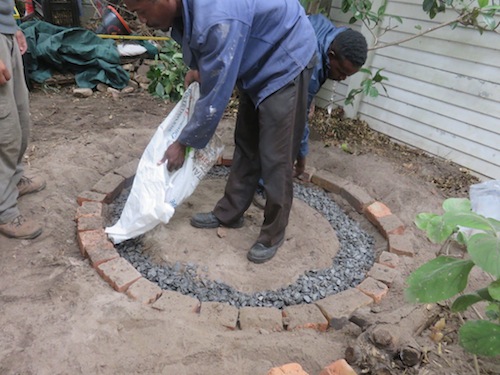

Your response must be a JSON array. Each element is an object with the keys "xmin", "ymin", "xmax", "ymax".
[
  {"xmin": 247, "ymin": 237, "xmax": 285, "ymax": 264},
  {"xmin": 17, "ymin": 175, "xmax": 46, "ymax": 196},
  {"xmin": 190, "ymin": 212, "xmax": 244, "ymax": 229},
  {"xmin": 0, "ymin": 215, "xmax": 42, "ymax": 239}
]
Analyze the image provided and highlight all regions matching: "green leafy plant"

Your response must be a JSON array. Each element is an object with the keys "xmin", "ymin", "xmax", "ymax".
[
  {"xmin": 147, "ymin": 39, "xmax": 188, "ymax": 102},
  {"xmin": 407, "ymin": 198, "xmax": 500, "ymax": 356},
  {"xmin": 344, "ymin": 68, "xmax": 388, "ymax": 106}
]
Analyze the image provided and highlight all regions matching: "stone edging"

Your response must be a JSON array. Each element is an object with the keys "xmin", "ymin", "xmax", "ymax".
[{"xmin": 75, "ymin": 158, "xmax": 416, "ymax": 371}]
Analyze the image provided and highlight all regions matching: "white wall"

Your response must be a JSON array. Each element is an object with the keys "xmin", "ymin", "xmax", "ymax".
[{"xmin": 318, "ymin": 0, "xmax": 500, "ymax": 180}]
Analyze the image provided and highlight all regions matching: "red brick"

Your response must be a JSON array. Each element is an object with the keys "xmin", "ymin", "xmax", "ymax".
[
  {"xmin": 152, "ymin": 290, "xmax": 200, "ymax": 313},
  {"xmin": 267, "ymin": 363, "xmax": 310, "ymax": 375},
  {"xmin": 315, "ymin": 288, "xmax": 373, "ymax": 329},
  {"xmin": 91, "ymin": 172, "xmax": 125, "ymax": 204},
  {"xmin": 378, "ymin": 251, "xmax": 399, "ymax": 269},
  {"xmin": 77, "ymin": 215, "xmax": 104, "ymax": 232},
  {"xmin": 378, "ymin": 215, "xmax": 405, "ymax": 238},
  {"xmin": 96, "ymin": 257, "xmax": 142, "ymax": 293},
  {"xmin": 87, "ymin": 244, "xmax": 120, "ymax": 268},
  {"xmin": 75, "ymin": 201, "xmax": 103, "ymax": 220},
  {"xmin": 364, "ymin": 201, "xmax": 392, "ymax": 227},
  {"xmin": 388, "ymin": 233, "xmax": 416, "ymax": 257},
  {"xmin": 239, "ymin": 306, "xmax": 283, "ymax": 332},
  {"xmin": 76, "ymin": 190, "xmax": 107, "ymax": 206},
  {"xmin": 296, "ymin": 166, "xmax": 316, "ymax": 183},
  {"xmin": 356, "ymin": 277, "xmax": 389, "ymax": 304},
  {"xmin": 199, "ymin": 301, "xmax": 239, "ymax": 330},
  {"xmin": 77, "ymin": 228, "xmax": 114, "ymax": 258},
  {"xmin": 126, "ymin": 277, "xmax": 162, "ymax": 304},
  {"xmin": 319, "ymin": 359, "xmax": 357, "ymax": 375},
  {"xmin": 113, "ymin": 159, "xmax": 139, "ymax": 188},
  {"xmin": 283, "ymin": 304, "xmax": 328, "ymax": 332},
  {"xmin": 311, "ymin": 170, "xmax": 348, "ymax": 195},
  {"xmin": 340, "ymin": 183, "xmax": 374, "ymax": 214},
  {"xmin": 367, "ymin": 263, "xmax": 400, "ymax": 286}
]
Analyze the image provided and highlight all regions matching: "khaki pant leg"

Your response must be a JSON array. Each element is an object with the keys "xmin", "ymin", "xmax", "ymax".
[{"xmin": 0, "ymin": 34, "xmax": 30, "ymax": 223}]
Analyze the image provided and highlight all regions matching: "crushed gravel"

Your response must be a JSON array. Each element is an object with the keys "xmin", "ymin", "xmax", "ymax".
[{"xmin": 108, "ymin": 166, "xmax": 375, "ymax": 308}]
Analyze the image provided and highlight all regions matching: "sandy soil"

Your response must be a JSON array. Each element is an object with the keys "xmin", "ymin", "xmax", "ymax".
[{"xmin": 0, "ymin": 84, "xmax": 498, "ymax": 375}]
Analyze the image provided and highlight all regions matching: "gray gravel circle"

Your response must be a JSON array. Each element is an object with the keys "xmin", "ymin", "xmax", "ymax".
[{"xmin": 108, "ymin": 166, "xmax": 375, "ymax": 309}]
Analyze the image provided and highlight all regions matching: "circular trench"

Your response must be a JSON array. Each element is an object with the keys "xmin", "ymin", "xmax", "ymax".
[{"xmin": 106, "ymin": 166, "xmax": 375, "ymax": 309}]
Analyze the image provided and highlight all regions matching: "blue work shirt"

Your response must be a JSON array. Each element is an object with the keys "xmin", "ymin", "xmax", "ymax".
[{"xmin": 171, "ymin": 0, "xmax": 316, "ymax": 149}]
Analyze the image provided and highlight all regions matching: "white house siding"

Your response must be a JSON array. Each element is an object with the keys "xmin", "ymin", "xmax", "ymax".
[{"xmin": 320, "ymin": 0, "xmax": 500, "ymax": 180}]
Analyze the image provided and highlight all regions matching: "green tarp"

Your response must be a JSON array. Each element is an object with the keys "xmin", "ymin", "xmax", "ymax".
[{"xmin": 21, "ymin": 20, "xmax": 129, "ymax": 89}]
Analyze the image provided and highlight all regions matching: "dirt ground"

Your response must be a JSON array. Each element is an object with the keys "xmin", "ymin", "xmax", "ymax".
[{"xmin": 1, "ymin": 82, "xmax": 499, "ymax": 375}]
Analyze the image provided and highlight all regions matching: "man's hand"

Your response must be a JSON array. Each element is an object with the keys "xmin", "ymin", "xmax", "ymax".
[
  {"xmin": 0, "ymin": 59, "xmax": 11, "ymax": 86},
  {"xmin": 184, "ymin": 69, "xmax": 200, "ymax": 88},
  {"xmin": 158, "ymin": 140, "xmax": 187, "ymax": 172},
  {"xmin": 15, "ymin": 30, "xmax": 28, "ymax": 55}
]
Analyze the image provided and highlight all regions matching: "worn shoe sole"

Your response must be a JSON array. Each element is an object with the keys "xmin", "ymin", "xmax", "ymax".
[
  {"xmin": 247, "ymin": 237, "xmax": 285, "ymax": 264},
  {"xmin": 0, "ymin": 227, "xmax": 42, "ymax": 240},
  {"xmin": 190, "ymin": 213, "xmax": 244, "ymax": 229}
]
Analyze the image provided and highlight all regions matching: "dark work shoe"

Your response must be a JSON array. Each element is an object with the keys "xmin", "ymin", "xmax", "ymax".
[
  {"xmin": 190, "ymin": 212, "xmax": 244, "ymax": 229},
  {"xmin": 247, "ymin": 238, "xmax": 285, "ymax": 264}
]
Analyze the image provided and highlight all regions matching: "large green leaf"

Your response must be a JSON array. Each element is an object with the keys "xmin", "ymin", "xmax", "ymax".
[
  {"xmin": 423, "ymin": 0, "xmax": 435, "ymax": 12},
  {"xmin": 442, "ymin": 198, "xmax": 471, "ymax": 213},
  {"xmin": 427, "ymin": 215, "xmax": 455, "ymax": 243},
  {"xmin": 443, "ymin": 211, "xmax": 497, "ymax": 234},
  {"xmin": 459, "ymin": 320, "xmax": 500, "ymax": 356},
  {"xmin": 451, "ymin": 294, "xmax": 485, "ymax": 312},
  {"xmin": 488, "ymin": 279, "xmax": 500, "ymax": 301},
  {"xmin": 414, "ymin": 212, "xmax": 438, "ymax": 231},
  {"xmin": 405, "ymin": 256, "xmax": 474, "ymax": 303},
  {"xmin": 468, "ymin": 233, "xmax": 500, "ymax": 277}
]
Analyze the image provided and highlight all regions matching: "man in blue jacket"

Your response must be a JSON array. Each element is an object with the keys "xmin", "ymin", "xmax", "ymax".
[
  {"xmin": 294, "ymin": 14, "xmax": 368, "ymax": 178},
  {"xmin": 254, "ymin": 14, "xmax": 368, "ymax": 207},
  {"xmin": 124, "ymin": 0, "xmax": 316, "ymax": 263}
]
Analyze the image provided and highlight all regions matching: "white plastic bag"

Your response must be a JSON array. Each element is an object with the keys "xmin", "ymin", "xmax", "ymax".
[
  {"xmin": 469, "ymin": 180, "xmax": 500, "ymax": 221},
  {"xmin": 105, "ymin": 82, "xmax": 224, "ymax": 244}
]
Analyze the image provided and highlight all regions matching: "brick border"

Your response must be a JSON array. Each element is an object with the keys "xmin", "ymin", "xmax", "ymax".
[{"xmin": 76, "ymin": 158, "xmax": 415, "ymax": 333}]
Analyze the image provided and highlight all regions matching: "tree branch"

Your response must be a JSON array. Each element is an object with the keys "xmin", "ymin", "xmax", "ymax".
[{"xmin": 369, "ymin": 12, "xmax": 468, "ymax": 51}]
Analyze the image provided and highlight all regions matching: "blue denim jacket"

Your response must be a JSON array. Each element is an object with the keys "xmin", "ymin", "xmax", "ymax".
[{"xmin": 171, "ymin": 0, "xmax": 316, "ymax": 149}]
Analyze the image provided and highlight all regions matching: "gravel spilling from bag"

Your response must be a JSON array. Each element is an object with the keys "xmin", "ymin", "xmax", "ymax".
[{"xmin": 108, "ymin": 166, "xmax": 375, "ymax": 308}]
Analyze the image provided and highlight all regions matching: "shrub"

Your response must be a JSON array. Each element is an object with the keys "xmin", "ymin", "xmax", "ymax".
[{"xmin": 407, "ymin": 198, "xmax": 500, "ymax": 357}]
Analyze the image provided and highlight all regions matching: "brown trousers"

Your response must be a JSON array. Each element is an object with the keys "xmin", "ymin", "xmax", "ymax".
[{"xmin": 213, "ymin": 59, "xmax": 314, "ymax": 247}]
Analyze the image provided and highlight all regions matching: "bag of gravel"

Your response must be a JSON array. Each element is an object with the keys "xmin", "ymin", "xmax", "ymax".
[{"xmin": 105, "ymin": 82, "xmax": 224, "ymax": 244}]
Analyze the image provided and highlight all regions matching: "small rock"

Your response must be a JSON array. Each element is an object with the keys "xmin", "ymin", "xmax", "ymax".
[
  {"xmin": 73, "ymin": 88, "xmax": 93, "ymax": 98},
  {"xmin": 121, "ymin": 86, "xmax": 135, "ymax": 94},
  {"xmin": 96, "ymin": 83, "xmax": 109, "ymax": 92},
  {"xmin": 217, "ymin": 227, "xmax": 227, "ymax": 238}
]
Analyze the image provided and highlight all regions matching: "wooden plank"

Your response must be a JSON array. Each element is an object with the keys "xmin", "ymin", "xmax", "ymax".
[
  {"xmin": 378, "ymin": 30, "xmax": 500, "ymax": 64},
  {"xmin": 360, "ymin": 90, "xmax": 500, "ymax": 149},
  {"xmin": 374, "ymin": 45, "xmax": 500, "ymax": 84},
  {"xmin": 358, "ymin": 101, "xmax": 500, "ymax": 160},
  {"xmin": 371, "ymin": 54, "xmax": 500, "ymax": 103},
  {"xmin": 357, "ymin": 106, "xmax": 500, "ymax": 178}
]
